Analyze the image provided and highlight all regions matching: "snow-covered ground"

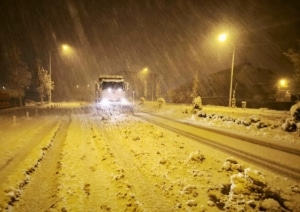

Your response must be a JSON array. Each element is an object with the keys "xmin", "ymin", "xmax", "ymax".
[
  {"xmin": 0, "ymin": 101, "xmax": 299, "ymax": 211},
  {"xmin": 138, "ymin": 102, "xmax": 300, "ymax": 147}
]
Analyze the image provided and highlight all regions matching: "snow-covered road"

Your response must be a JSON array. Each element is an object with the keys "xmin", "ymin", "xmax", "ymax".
[
  {"xmin": 135, "ymin": 112, "xmax": 300, "ymax": 181},
  {"xmin": 0, "ymin": 104, "xmax": 300, "ymax": 211}
]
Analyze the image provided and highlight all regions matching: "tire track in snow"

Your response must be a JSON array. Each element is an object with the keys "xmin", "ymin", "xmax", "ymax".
[
  {"xmin": 97, "ymin": 118, "xmax": 177, "ymax": 211},
  {"xmin": 89, "ymin": 119, "xmax": 142, "ymax": 211},
  {"xmin": 55, "ymin": 114, "xmax": 142, "ymax": 211},
  {"xmin": 135, "ymin": 112, "xmax": 300, "ymax": 181},
  {"xmin": 0, "ymin": 117, "xmax": 59, "ymax": 171},
  {"xmin": 11, "ymin": 116, "xmax": 71, "ymax": 211},
  {"xmin": 0, "ymin": 116, "xmax": 68, "ymax": 211}
]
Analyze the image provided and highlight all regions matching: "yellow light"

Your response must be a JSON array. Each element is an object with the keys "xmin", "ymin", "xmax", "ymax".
[
  {"xmin": 60, "ymin": 44, "xmax": 74, "ymax": 56},
  {"xmin": 279, "ymin": 79, "xmax": 287, "ymax": 87},
  {"xmin": 218, "ymin": 33, "xmax": 227, "ymax": 42},
  {"xmin": 62, "ymin": 44, "xmax": 70, "ymax": 51},
  {"xmin": 141, "ymin": 67, "xmax": 149, "ymax": 75}
]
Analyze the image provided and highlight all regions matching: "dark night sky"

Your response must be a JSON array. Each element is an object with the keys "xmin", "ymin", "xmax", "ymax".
[{"xmin": 0, "ymin": 0, "xmax": 300, "ymax": 94}]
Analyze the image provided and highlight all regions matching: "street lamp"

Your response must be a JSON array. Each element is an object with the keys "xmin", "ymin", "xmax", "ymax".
[
  {"xmin": 279, "ymin": 79, "xmax": 287, "ymax": 87},
  {"xmin": 140, "ymin": 67, "xmax": 156, "ymax": 101},
  {"xmin": 49, "ymin": 52, "xmax": 52, "ymax": 103},
  {"xmin": 62, "ymin": 44, "xmax": 70, "ymax": 51},
  {"xmin": 48, "ymin": 44, "xmax": 72, "ymax": 103},
  {"xmin": 219, "ymin": 33, "xmax": 235, "ymax": 107},
  {"xmin": 276, "ymin": 78, "xmax": 290, "ymax": 102}
]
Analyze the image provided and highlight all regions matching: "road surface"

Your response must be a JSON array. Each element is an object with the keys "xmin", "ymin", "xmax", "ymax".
[{"xmin": 0, "ymin": 106, "xmax": 299, "ymax": 211}]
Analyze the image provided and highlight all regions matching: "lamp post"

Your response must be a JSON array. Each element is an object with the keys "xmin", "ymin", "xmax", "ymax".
[
  {"xmin": 48, "ymin": 44, "xmax": 72, "ymax": 103},
  {"xmin": 140, "ymin": 68, "xmax": 148, "ymax": 100},
  {"xmin": 276, "ymin": 79, "xmax": 290, "ymax": 102},
  {"xmin": 218, "ymin": 33, "xmax": 235, "ymax": 107},
  {"xmin": 140, "ymin": 67, "xmax": 151, "ymax": 100},
  {"xmin": 229, "ymin": 46, "xmax": 235, "ymax": 107},
  {"xmin": 151, "ymin": 73, "xmax": 154, "ymax": 101},
  {"xmin": 49, "ymin": 52, "xmax": 52, "ymax": 103}
]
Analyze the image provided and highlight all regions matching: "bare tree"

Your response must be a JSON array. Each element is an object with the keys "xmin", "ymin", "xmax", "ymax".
[
  {"xmin": 284, "ymin": 41, "xmax": 300, "ymax": 101},
  {"xmin": 6, "ymin": 46, "xmax": 31, "ymax": 106}
]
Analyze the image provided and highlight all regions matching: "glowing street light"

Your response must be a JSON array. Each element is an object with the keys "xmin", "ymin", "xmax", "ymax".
[
  {"xmin": 218, "ymin": 33, "xmax": 227, "ymax": 42},
  {"xmin": 140, "ymin": 67, "xmax": 149, "ymax": 76},
  {"xmin": 279, "ymin": 79, "xmax": 287, "ymax": 87},
  {"xmin": 140, "ymin": 67, "xmax": 149, "ymax": 100},
  {"xmin": 219, "ymin": 33, "xmax": 235, "ymax": 107},
  {"xmin": 140, "ymin": 67, "xmax": 155, "ymax": 101},
  {"xmin": 49, "ymin": 44, "xmax": 72, "ymax": 103},
  {"xmin": 277, "ymin": 78, "xmax": 290, "ymax": 102},
  {"xmin": 62, "ymin": 44, "xmax": 70, "ymax": 51}
]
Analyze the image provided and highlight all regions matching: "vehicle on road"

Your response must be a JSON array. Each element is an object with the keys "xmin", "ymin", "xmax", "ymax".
[
  {"xmin": 0, "ymin": 88, "xmax": 23, "ymax": 109},
  {"xmin": 95, "ymin": 75, "xmax": 132, "ymax": 112}
]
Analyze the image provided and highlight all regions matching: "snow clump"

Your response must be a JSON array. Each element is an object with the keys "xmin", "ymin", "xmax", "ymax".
[
  {"xmin": 207, "ymin": 158, "xmax": 296, "ymax": 211},
  {"xmin": 222, "ymin": 157, "xmax": 244, "ymax": 172},
  {"xmin": 188, "ymin": 150, "xmax": 205, "ymax": 162},
  {"xmin": 225, "ymin": 167, "xmax": 292, "ymax": 211}
]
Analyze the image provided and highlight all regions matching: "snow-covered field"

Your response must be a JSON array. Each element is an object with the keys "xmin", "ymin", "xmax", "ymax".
[{"xmin": 0, "ymin": 102, "xmax": 299, "ymax": 211}]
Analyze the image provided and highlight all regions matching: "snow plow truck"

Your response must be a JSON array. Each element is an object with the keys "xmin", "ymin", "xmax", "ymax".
[{"xmin": 95, "ymin": 75, "xmax": 133, "ymax": 112}]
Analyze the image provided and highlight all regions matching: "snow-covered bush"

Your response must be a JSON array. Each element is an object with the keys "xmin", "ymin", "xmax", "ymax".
[
  {"xmin": 279, "ymin": 103, "xmax": 300, "ymax": 134},
  {"xmin": 157, "ymin": 97, "xmax": 165, "ymax": 108},
  {"xmin": 241, "ymin": 118, "xmax": 251, "ymax": 126},
  {"xmin": 139, "ymin": 97, "xmax": 145, "ymax": 105},
  {"xmin": 282, "ymin": 118, "xmax": 297, "ymax": 132},
  {"xmin": 197, "ymin": 111, "xmax": 207, "ymax": 118},
  {"xmin": 256, "ymin": 121, "xmax": 270, "ymax": 129},
  {"xmin": 192, "ymin": 96, "xmax": 202, "ymax": 111},
  {"xmin": 290, "ymin": 102, "xmax": 300, "ymax": 122},
  {"xmin": 250, "ymin": 115, "xmax": 260, "ymax": 123}
]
